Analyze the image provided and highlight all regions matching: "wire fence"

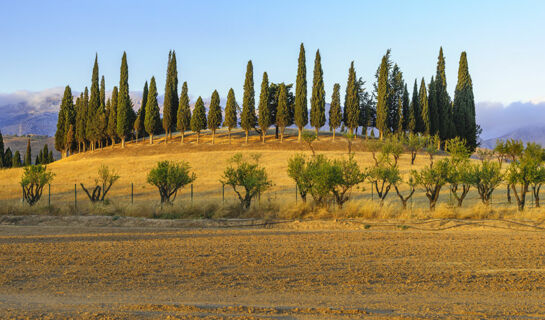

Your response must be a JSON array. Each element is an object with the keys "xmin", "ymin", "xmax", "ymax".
[{"xmin": 2, "ymin": 181, "xmax": 541, "ymax": 214}]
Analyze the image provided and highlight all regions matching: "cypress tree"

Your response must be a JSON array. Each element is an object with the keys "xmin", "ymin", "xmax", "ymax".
[
  {"xmin": 207, "ymin": 90, "xmax": 222, "ymax": 144},
  {"xmin": 100, "ymin": 76, "xmax": 106, "ymax": 111},
  {"xmin": 117, "ymin": 52, "xmax": 133, "ymax": 148},
  {"xmin": 144, "ymin": 77, "xmax": 161, "ymax": 144},
  {"xmin": 55, "ymin": 86, "xmax": 73, "ymax": 156},
  {"xmin": 134, "ymin": 81, "xmax": 148, "ymax": 143},
  {"xmin": 43, "ymin": 144, "xmax": 49, "ymax": 164},
  {"xmin": 376, "ymin": 54, "xmax": 389, "ymax": 139},
  {"xmin": 453, "ymin": 51, "xmax": 477, "ymax": 151},
  {"xmin": 435, "ymin": 47, "xmax": 453, "ymax": 141},
  {"xmin": 65, "ymin": 124, "xmax": 75, "ymax": 156},
  {"xmin": 388, "ymin": 64, "xmax": 404, "ymax": 133},
  {"xmin": 329, "ymin": 83, "xmax": 342, "ymax": 140},
  {"xmin": 75, "ymin": 88, "xmax": 88, "ymax": 152},
  {"xmin": 310, "ymin": 49, "xmax": 326, "ymax": 139},
  {"xmin": 241, "ymin": 60, "xmax": 256, "ymax": 143},
  {"xmin": 97, "ymin": 75, "xmax": 107, "ymax": 148},
  {"xmin": 408, "ymin": 80, "xmax": 419, "ymax": 133},
  {"xmin": 343, "ymin": 62, "xmax": 359, "ymax": 135},
  {"xmin": 402, "ymin": 84, "xmax": 410, "ymax": 131},
  {"xmin": 294, "ymin": 43, "xmax": 308, "ymax": 142},
  {"xmin": 4, "ymin": 148, "xmax": 12, "ymax": 168},
  {"xmin": 24, "ymin": 138, "xmax": 31, "ymax": 166},
  {"xmin": 0, "ymin": 131, "xmax": 3, "ymax": 168},
  {"xmin": 86, "ymin": 55, "xmax": 100, "ymax": 150},
  {"xmin": 258, "ymin": 72, "xmax": 271, "ymax": 143},
  {"xmin": 420, "ymin": 78, "xmax": 430, "ymax": 135},
  {"xmin": 223, "ymin": 88, "xmax": 237, "ymax": 143},
  {"xmin": 48, "ymin": 151, "xmax": 54, "ymax": 163},
  {"xmin": 357, "ymin": 78, "xmax": 373, "ymax": 138},
  {"xmin": 163, "ymin": 51, "xmax": 179, "ymax": 141},
  {"xmin": 13, "ymin": 151, "xmax": 22, "ymax": 168},
  {"xmin": 396, "ymin": 98, "xmax": 403, "ymax": 134},
  {"xmin": 428, "ymin": 76, "xmax": 439, "ymax": 135},
  {"xmin": 107, "ymin": 86, "xmax": 118, "ymax": 146},
  {"xmin": 177, "ymin": 82, "xmax": 191, "ymax": 144},
  {"xmin": 276, "ymin": 83, "xmax": 290, "ymax": 142},
  {"xmin": 190, "ymin": 96, "xmax": 207, "ymax": 144}
]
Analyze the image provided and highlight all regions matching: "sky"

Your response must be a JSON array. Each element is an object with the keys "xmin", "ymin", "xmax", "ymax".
[{"xmin": 0, "ymin": 0, "xmax": 544, "ymax": 105}]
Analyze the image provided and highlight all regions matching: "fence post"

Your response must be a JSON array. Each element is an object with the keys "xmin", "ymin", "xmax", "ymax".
[
  {"xmin": 190, "ymin": 184, "xmax": 194, "ymax": 206},
  {"xmin": 74, "ymin": 184, "xmax": 77, "ymax": 213},
  {"xmin": 295, "ymin": 184, "xmax": 298, "ymax": 204},
  {"xmin": 48, "ymin": 184, "xmax": 50, "ymax": 206},
  {"xmin": 371, "ymin": 183, "xmax": 373, "ymax": 201},
  {"xmin": 131, "ymin": 183, "xmax": 134, "ymax": 205},
  {"xmin": 222, "ymin": 183, "xmax": 225, "ymax": 205}
]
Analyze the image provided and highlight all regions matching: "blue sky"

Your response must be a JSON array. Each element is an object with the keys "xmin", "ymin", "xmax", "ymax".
[{"xmin": 0, "ymin": 0, "xmax": 544, "ymax": 104}]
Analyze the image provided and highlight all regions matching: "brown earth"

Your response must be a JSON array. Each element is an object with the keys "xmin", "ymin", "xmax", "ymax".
[{"xmin": 1, "ymin": 217, "xmax": 545, "ymax": 319}]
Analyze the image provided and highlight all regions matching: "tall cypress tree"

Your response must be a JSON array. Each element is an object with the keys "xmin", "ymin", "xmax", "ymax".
[
  {"xmin": 223, "ymin": 88, "xmax": 237, "ymax": 143},
  {"xmin": 190, "ymin": 96, "xmax": 207, "ymax": 144},
  {"xmin": 13, "ymin": 151, "xmax": 22, "ymax": 168},
  {"xmin": 75, "ymin": 88, "xmax": 88, "ymax": 152},
  {"xmin": 177, "ymin": 82, "xmax": 191, "ymax": 144},
  {"xmin": 107, "ymin": 86, "xmax": 118, "ymax": 146},
  {"xmin": 343, "ymin": 62, "xmax": 359, "ymax": 135},
  {"xmin": 294, "ymin": 43, "xmax": 308, "ymax": 142},
  {"xmin": 55, "ymin": 85, "xmax": 73, "ymax": 156},
  {"xmin": 134, "ymin": 81, "xmax": 148, "ymax": 142},
  {"xmin": 241, "ymin": 60, "xmax": 256, "ymax": 143},
  {"xmin": 144, "ymin": 77, "xmax": 161, "ymax": 144},
  {"xmin": 453, "ymin": 51, "xmax": 477, "ymax": 150},
  {"xmin": 24, "ymin": 138, "xmax": 31, "ymax": 166},
  {"xmin": 207, "ymin": 90, "xmax": 222, "ymax": 144},
  {"xmin": 4, "ymin": 148, "xmax": 12, "ymax": 168},
  {"xmin": 276, "ymin": 83, "xmax": 290, "ymax": 142},
  {"xmin": 163, "ymin": 51, "xmax": 179, "ymax": 141},
  {"xmin": 401, "ymin": 84, "xmax": 410, "ymax": 131},
  {"xmin": 419, "ymin": 78, "xmax": 430, "ymax": 135},
  {"xmin": 258, "ymin": 72, "xmax": 271, "ymax": 143},
  {"xmin": 87, "ymin": 55, "xmax": 100, "ymax": 150},
  {"xmin": 435, "ymin": 47, "xmax": 453, "ymax": 141},
  {"xmin": 428, "ymin": 76, "xmax": 439, "ymax": 135},
  {"xmin": 116, "ymin": 52, "xmax": 133, "ymax": 148},
  {"xmin": 376, "ymin": 54, "xmax": 389, "ymax": 139},
  {"xmin": 329, "ymin": 83, "xmax": 342, "ymax": 140},
  {"xmin": 388, "ymin": 64, "xmax": 404, "ymax": 133},
  {"xmin": 408, "ymin": 80, "xmax": 419, "ymax": 133},
  {"xmin": 96, "ymin": 75, "xmax": 107, "ymax": 148},
  {"xmin": 310, "ymin": 49, "xmax": 326, "ymax": 139}
]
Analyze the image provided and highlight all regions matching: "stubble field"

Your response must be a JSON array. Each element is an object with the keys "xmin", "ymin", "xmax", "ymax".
[{"xmin": 1, "ymin": 219, "xmax": 545, "ymax": 319}]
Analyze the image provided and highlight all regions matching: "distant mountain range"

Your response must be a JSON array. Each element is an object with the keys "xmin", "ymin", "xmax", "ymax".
[{"xmin": 2, "ymin": 87, "xmax": 545, "ymax": 150}]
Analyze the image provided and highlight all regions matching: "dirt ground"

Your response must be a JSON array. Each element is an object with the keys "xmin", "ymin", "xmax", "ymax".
[{"xmin": 1, "ymin": 217, "xmax": 545, "ymax": 319}]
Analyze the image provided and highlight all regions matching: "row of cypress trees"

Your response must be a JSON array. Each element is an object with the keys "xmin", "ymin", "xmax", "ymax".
[
  {"xmin": 55, "ymin": 45, "xmax": 477, "ymax": 156},
  {"xmin": 0, "ymin": 132, "xmax": 31, "ymax": 168}
]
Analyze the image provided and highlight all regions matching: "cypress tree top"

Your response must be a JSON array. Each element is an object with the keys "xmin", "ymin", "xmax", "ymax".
[
  {"xmin": 87, "ymin": 54, "xmax": 100, "ymax": 142},
  {"xmin": 177, "ymin": 81, "xmax": 191, "ymax": 132},
  {"xmin": 294, "ymin": 43, "xmax": 308, "ymax": 132},
  {"xmin": 258, "ymin": 72, "xmax": 271, "ymax": 131},
  {"xmin": 343, "ymin": 61, "xmax": 359, "ymax": 133},
  {"xmin": 310, "ymin": 49, "xmax": 326, "ymax": 131},
  {"xmin": 329, "ymin": 83, "xmax": 342, "ymax": 131},
  {"xmin": 107, "ymin": 86, "xmax": 118, "ymax": 140},
  {"xmin": 55, "ymin": 85, "xmax": 73, "ymax": 152},
  {"xmin": 276, "ymin": 83, "xmax": 290, "ymax": 129},
  {"xmin": 454, "ymin": 51, "xmax": 477, "ymax": 150},
  {"xmin": 408, "ymin": 80, "xmax": 419, "ymax": 133},
  {"xmin": 190, "ymin": 96, "xmax": 207, "ymax": 133},
  {"xmin": 207, "ymin": 90, "xmax": 222, "ymax": 131},
  {"xmin": 420, "ymin": 78, "xmax": 430, "ymax": 135},
  {"xmin": 144, "ymin": 77, "xmax": 161, "ymax": 136},
  {"xmin": 224, "ymin": 88, "xmax": 237, "ymax": 130},
  {"xmin": 117, "ymin": 52, "xmax": 133, "ymax": 142},
  {"xmin": 163, "ymin": 50, "xmax": 179, "ymax": 133},
  {"xmin": 241, "ymin": 60, "xmax": 256, "ymax": 132},
  {"xmin": 376, "ymin": 55, "xmax": 389, "ymax": 138}
]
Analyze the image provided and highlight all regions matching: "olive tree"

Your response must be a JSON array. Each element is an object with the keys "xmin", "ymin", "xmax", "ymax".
[
  {"xmin": 445, "ymin": 137, "xmax": 472, "ymax": 207},
  {"xmin": 287, "ymin": 154, "xmax": 312, "ymax": 203},
  {"xmin": 393, "ymin": 173, "xmax": 417, "ymax": 209},
  {"xmin": 221, "ymin": 153, "xmax": 272, "ymax": 209},
  {"xmin": 412, "ymin": 159, "xmax": 450, "ymax": 210},
  {"xmin": 21, "ymin": 165, "xmax": 55, "ymax": 206},
  {"xmin": 147, "ymin": 161, "xmax": 196, "ymax": 204},
  {"xmin": 80, "ymin": 165, "xmax": 120, "ymax": 202},
  {"xmin": 405, "ymin": 133, "xmax": 426, "ymax": 165},
  {"xmin": 330, "ymin": 155, "xmax": 366, "ymax": 208},
  {"xmin": 471, "ymin": 160, "xmax": 502, "ymax": 205}
]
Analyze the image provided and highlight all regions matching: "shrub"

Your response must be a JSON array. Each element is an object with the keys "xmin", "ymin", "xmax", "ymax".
[
  {"xmin": 471, "ymin": 160, "xmax": 502, "ymax": 205},
  {"xmin": 330, "ymin": 155, "xmax": 366, "ymax": 208},
  {"xmin": 405, "ymin": 133, "xmax": 426, "ymax": 165},
  {"xmin": 413, "ymin": 159, "xmax": 450, "ymax": 210},
  {"xmin": 147, "ymin": 161, "xmax": 196, "ymax": 204},
  {"xmin": 20, "ymin": 165, "xmax": 55, "ymax": 206},
  {"xmin": 220, "ymin": 153, "xmax": 272, "ymax": 209},
  {"xmin": 287, "ymin": 154, "xmax": 311, "ymax": 202},
  {"xmin": 80, "ymin": 165, "xmax": 120, "ymax": 202}
]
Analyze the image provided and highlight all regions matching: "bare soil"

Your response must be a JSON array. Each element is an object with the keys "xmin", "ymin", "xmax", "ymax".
[{"xmin": 1, "ymin": 216, "xmax": 545, "ymax": 319}]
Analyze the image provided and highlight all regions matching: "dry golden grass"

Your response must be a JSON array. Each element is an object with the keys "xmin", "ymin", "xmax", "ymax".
[{"xmin": 0, "ymin": 127, "xmax": 539, "ymax": 219}]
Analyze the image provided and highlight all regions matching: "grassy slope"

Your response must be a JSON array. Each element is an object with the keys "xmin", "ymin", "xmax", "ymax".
[{"xmin": 0, "ymin": 128, "xmax": 518, "ymax": 216}]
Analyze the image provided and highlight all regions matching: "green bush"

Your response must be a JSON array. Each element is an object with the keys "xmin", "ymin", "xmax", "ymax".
[
  {"xmin": 20, "ymin": 165, "xmax": 55, "ymax": 206},
  {"xmin": 147, "ymin": 161, "xmax": 196, "ymax": 204}
]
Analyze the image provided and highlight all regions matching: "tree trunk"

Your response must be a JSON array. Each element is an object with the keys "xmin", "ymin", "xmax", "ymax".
[
  {"xmin": 315, "ymin": 127, "xmax": 319, "ymax": 141},
  {"xmin": 212, "ymin": 130, "xmax": 215, "ymax": 144},
  {"xmin": 298, "ymin": 128, "xmax": 302, "ymax": 142},
  {"xmin": 181, "ymin": 131, "xmax": 184, "ymax": 144},
  {"xmin": 228, "ymin": 129, "xmax": 231, "ymax": 144},
  {"xmin": 262, "ymin": 130, "xmax": 266, "ymax": 143},
  {"xmin": 150, "ymin": 134, "xmax": 153, "ymax": 145},
  {"xmin": 121, "ymin": 137, "xmax": 125, "ymax": 148},
  {"xmin": 245, "ymin": 130, "xmax": 249, "ymax": 144},
  {"xmin": 197, "ymin": 132, "xmax": 200, "ymax": 144},
  {"xmin": 332, "ymin": 130, "xmax": 336, "ymax": 141}
]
